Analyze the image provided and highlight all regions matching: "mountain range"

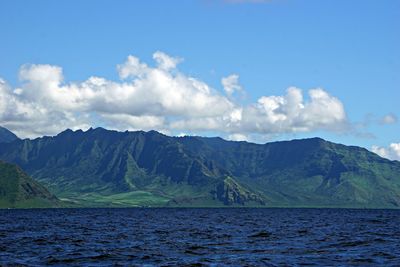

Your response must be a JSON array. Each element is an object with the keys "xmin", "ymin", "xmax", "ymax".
[{"xmin": 0, "ymin": 126, "xmax": 400, "ymax": 208}]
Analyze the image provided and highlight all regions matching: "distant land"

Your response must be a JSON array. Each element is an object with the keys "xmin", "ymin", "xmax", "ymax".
[{"xmin": 0, "ymin": 126, "xmax": 399, "ymax": 208}]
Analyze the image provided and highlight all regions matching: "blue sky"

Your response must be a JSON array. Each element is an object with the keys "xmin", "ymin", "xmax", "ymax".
[{"xmin": 0, "ymin": 0, "xmax": 399, "ymax": 158}]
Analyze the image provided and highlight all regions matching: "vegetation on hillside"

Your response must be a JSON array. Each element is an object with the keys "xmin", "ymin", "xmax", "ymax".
[
  {"xmin": 0, "ymin": 127, "xmax": 399, "ymax": 208},
  {"xmin": 0, "ymin": 161, "xmax": 60, "ymax": 208}
]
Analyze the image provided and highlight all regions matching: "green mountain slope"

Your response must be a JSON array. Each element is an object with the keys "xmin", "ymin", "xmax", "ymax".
[
  {"xmin": 180, "ymin": 137, "xmax": 400, "ymax": 207},
  {"xmin": 0, "ymin": 127, "xmax": 399, "ymax": 208},
  {"xmin": 0, "ymin": 161, "xmax": 60, "ymax": 208}
]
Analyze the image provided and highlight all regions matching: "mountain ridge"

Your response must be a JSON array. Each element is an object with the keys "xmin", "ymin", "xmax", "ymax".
[
  {"xmin": 0, "ymin": 126, "xmax": 399, "ymax": 208},
  {"xmin": 0, "ymin": 126, "xmax": 19, "ymax": 144}
]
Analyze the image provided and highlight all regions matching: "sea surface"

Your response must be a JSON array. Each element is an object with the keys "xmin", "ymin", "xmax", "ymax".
[{"xmin": 1, "ymin": 208, "xmax": 400, "ymax": 266}]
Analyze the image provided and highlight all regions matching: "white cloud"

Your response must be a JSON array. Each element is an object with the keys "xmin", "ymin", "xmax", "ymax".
[
  {"xmin": 0, "ymin": 51, "xmax": 349, "ymax": 139},
  {"xmin": 228, "ymin": 133, "xmax": 248, "ymax": 141},
  {"xmin": 176, "ymin": 132, "xmax": 188, "ymax": 137},
  {"xmin": 236, "ymin": 87, "xmax": 347, "ymax": 134},
  {"xmin": 117, "ymin": 55, "xmax": 148, "ymax": 79},
  {"xmin": 380, "ymin": 114, "xmax": 398, "ymax": 125},
  {"xmin": 153, "ymin": 51, "xmax": 182, "ymax": 71},
  {"xmin": 101, "ymin": 114, "xmax": 166, "ymax": 132},
  {"xmin": 222, "ymin": 74, "xmax": 243, "ymax": 96},
  {"xmin": 371, "ymin": 143, "xmax": 400, "ymax": 161}
]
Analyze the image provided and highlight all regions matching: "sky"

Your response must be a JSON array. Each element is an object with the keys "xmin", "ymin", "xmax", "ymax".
[{"xmin": 0, "ymin": 0, "xmax": 399, "ymax": 160}]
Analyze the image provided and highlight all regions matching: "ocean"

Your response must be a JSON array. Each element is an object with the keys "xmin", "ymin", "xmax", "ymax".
[{"xmin": 1, "ymin": 208, "xmax": 399, "ymax": 266}]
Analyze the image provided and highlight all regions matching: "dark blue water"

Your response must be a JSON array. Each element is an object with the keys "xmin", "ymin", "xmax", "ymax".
[{"xmin": 1, "ymin": 208, "xmax": 400, "ymax": 266}]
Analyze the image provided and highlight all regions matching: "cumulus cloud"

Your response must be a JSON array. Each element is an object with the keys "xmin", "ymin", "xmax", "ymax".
[
  {"xmin": 117, "ymin": 55, "xmax": 149, "ymax": 79},
  {"xmin": 0, "ymin": 51, "xmax": 349, "ymax": 139},
  {"xmin": 153, "ymin": 51, "xmax": 182, "ymax": 71},
  {"xmin": 222, "ymin": 74, "xmax": 243, "ymax": 96},
  {"xmin": 236, "ymin": 87, "xmax": 347, "ymax": 134},
  {"xmin": 371, "ymin": 143, "xmax": 400, "ymax": 161}
]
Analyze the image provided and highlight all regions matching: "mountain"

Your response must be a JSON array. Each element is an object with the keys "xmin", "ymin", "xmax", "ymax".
[
  {"xmin": 0, "ymin": 160, "xmax": 60, "ymax": 208},
  {"xmin": 0, "ymin": 126, "xmax": 19, "ymax": 143},
  {"xmin": 0, "ymin": 127, "xmax": 399, "ymax": 208}
]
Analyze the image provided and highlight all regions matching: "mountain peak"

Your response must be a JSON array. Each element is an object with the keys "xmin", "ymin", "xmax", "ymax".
[
  {"xmin": 0, "ymin": 126, "xmax": 19, "ymax": 143},
  {"xmin": 86, "ymin": 127, "xmax": 107, "ymax": 132},
  {"xmin": 58, "ymin": 128, "xmax": 74, "ymax": 135}
]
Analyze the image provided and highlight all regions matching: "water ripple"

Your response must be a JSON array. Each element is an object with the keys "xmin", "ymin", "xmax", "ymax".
[{"xmin": 0, "ymin": 208, "xmax": 400, "ymax": 266}]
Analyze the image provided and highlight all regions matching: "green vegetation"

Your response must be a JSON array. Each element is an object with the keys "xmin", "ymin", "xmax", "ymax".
[
  {"xmin": 0, "ymin": 161, "xmax": 60, "ymax": 208},
  {"xmin": 0, "ymin": 127, "xmax": 400, "ymax": 208}
]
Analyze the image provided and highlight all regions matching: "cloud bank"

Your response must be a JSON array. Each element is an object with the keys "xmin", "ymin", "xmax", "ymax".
[{"xmin": 0, "ymin": 51, "xmax": 348, "ymax": 139}]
